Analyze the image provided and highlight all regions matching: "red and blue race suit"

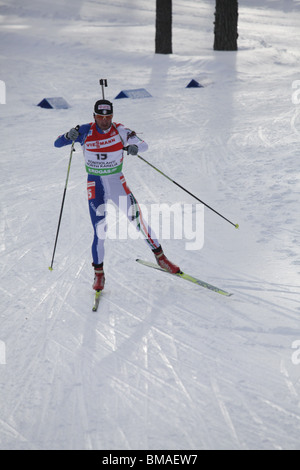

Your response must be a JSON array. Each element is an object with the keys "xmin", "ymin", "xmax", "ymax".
[{"xmin": 54, "ymin": 122, "xmax": 160, "ymax": 265}]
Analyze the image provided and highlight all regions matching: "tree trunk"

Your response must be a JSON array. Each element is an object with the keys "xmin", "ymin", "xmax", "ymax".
[
  {"xmin": 214, "ymin": 0, "xmax": 238, "ymax": 51},
  {"xmin": 155, "ymin": 0, "xmax": 172, "ymax": 54}
]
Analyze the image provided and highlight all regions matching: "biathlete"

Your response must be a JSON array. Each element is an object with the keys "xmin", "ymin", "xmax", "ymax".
[{"xmin": 54, "ymin": 99, "xmax": 180, "ymax": 291}]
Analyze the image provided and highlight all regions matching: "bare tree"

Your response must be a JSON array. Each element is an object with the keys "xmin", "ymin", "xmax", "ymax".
[
  {"xmin": 155, "ymin": 0, "xmax": 172, "ymax": 54},
  {"xmin": 214, "ymin": 0, "xmax": 238, "ymax": 51}
]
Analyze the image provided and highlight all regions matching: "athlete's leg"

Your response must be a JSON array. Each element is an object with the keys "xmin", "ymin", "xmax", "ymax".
[
  {"xmin": 117, "ymin": 174, "xmax": 180, "ymax": 273},
  {"xmin": 115, "ymin": 174, "xmax": 160, "ymax": 250},
  {"xmin": 87, "ymin": 175, "xmax": 107, "ymax": 266}
]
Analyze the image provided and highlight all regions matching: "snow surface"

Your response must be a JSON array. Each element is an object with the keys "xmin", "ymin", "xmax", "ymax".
[{"xmin": 1, "ymin": 0, "xmax": 300, "ymax": 451}]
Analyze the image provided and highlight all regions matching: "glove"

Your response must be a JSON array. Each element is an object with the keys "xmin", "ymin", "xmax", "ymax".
[
  {"xmin": 127, "ymin": 144, "xmax": 138, "ymax": 155},
  {"xmin": 66, "ymin": 127, "xmax": 79, "ymax": 141}
]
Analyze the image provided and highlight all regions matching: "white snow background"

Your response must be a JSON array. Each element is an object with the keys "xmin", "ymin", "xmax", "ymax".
[{"xmin": 0, "ymin": 0, "xmax": 300, "ymax": 450}]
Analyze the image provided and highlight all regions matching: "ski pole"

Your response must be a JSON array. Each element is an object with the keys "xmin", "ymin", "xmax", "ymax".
[
  {"xmin": 124, "ymin": 148, "xmax": 239, "ymax": 229},
  {"xmin": 49, "ymin": 127, "xmax": 79, "ymax": 271}
]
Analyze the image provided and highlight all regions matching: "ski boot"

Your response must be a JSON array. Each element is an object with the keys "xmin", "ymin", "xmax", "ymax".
[
  {"xmin": 92, "ymin": 263, "xmax": 105, "ymax": 291},
  {"xmin": 152, "ymin": 246, "xmax": 181, "ymax": 274}
]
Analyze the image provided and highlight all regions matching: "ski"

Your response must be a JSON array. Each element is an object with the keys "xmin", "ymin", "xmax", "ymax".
[
  {"xmin": 92, "ymin": 290, "xmax": 102, "ymax": 311},
  {"xmin": 136, "ymin": 259, "xmax": 233, "ymax": 297}
]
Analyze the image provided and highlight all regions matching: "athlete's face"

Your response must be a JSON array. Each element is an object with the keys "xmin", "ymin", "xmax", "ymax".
[{"xmin": 94, "ymin": 113, "xmax": 113, "ymax": 131}]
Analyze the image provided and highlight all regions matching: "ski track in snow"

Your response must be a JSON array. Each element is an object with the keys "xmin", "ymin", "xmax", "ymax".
[{"xmin": 1, "ymin": 0, "xmax": 300, "ymax": 450}]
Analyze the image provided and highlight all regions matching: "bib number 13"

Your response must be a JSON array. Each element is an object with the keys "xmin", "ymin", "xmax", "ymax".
[{"xmin": 96, "ymin": 153, "xmax": 107, "ymax": 160}]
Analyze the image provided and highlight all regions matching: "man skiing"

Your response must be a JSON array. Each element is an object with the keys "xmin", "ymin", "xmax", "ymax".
[{"xmin": 54, "ymin": 99, "xmax": 180, "ymax": 291}]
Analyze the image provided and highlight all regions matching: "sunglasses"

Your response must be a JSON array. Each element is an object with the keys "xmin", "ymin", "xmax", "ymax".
[{"xmin": 94, "ymin": 113, "xmax": 113, "ymax": 118}]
